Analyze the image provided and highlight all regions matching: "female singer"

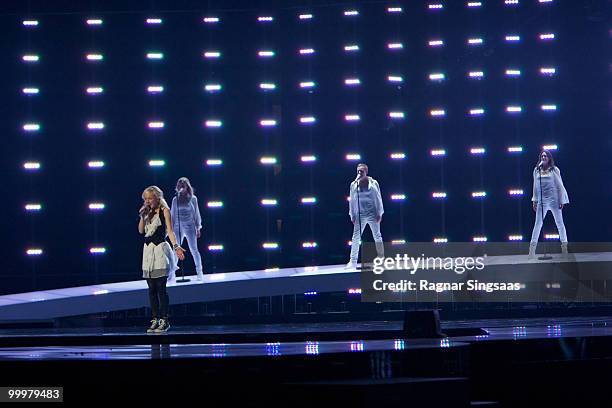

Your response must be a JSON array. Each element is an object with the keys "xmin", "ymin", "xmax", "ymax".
[
  {"xmin": 529, "ymin": 150, "xmax": 570, "ymax": 258},
  {"xmin": 138, "ymin": 186, "xmax": 185, "ymax": 333},
  {"xmin": 170, "ymin": 177, "xmax": 204, "ymax": 280}
]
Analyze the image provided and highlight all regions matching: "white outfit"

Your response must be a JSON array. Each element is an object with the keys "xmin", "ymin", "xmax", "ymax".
[
  {"xmin": 142, "ymin": 212, "xmax": 174, "ymax": 279},
  {"xmin": 348, "ymin": 177, "xmax": 385, "ymax": 263},
  {"xmin": 530, "ymin": 166, "xmax": 569, "ymax": 243},
  {"xmin": 170, "ymin": 195, "xmax": 203, "ymax": 276}
]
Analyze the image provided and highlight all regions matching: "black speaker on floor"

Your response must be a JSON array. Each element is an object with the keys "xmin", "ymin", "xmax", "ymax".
[{"xmin": 402, "ymin": 310, "xmax": 446, "ymax": 339}]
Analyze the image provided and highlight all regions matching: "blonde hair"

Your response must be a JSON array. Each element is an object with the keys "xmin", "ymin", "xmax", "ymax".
[{"xmin": 142, "ymin": 186, "xmax": 169, "ymax": 220}]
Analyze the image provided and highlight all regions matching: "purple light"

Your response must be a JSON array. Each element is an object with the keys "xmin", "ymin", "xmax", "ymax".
[
  {"xmin": 301, "ymin": 197, "xmax": 317, "ymax": 204},
  {"xmin": 540, "ymin": 67, "xmax": 556, "ymax": 76},
  {"xmin": 147, "ymin": 85, "xmax": 164, "ymax": 94},
  {"xmin": 258, "ymin": 50, "xmax": 275, "ymax": 58},
  {"xmin": 257, "ymin": 16, "xmax": 274, "ymax": 22},
  {"xmin": 259, "ymin": 119, "xmax": 277, "ymax": 127},
  {"xmin": 344, "ymin": 78, "xmax": 361, "ymax": 86},
  {"xmin": 302, "ymin": 242, "xmax": 318, "ymax": 249},
  {"xmin": 387, "ymin": 7, "xmax": 403, "ymax": 13},
  {"xmin": 22, "ymin": 87, "xmax": 40, "ymax": 95},
  {"xmin": 85, "ymin": 53, "xmax": 103, "ymax": 61},
  {"xmin": 430, "ymin": 109, "xmax": 446, "ymax": 117},
  {"xmin": 22, "ymin": 54, "xmax": 40, "ymax": 62},
  {"xmin": 86, "ymin": 19, "xmax": 103, "ymax": 26},
  {"xmin": 472, "ymin": 191, "xmax": 487, "ymax": 198},
  {"xmin": 508, "ymin": 235, "xmax": 524, "ymax": 241},
  {"xmin": 391, "ymin": 194, "xmax": 406, "ymax": 201},
  {"xmin": 89, "ymin": 247, "xmax": 106, "ymax": 254},
  {"xmin": 433, "ymin": 238, "xmax": 448, "ymax": 243},
  {"xmin": 467, "ymin": 2, "xmax": 482, "ymax": 7},
  {"xmin": 545, "ymin": 234, "xmax": 560, "ymax": 240},
  {"xmin": 345, "ymin": 154, "xmax": 361, "ymax": 161},
  {"xmin": 506, "ymin": 106, "xmax": 522, "ymax": 113},
  {"xmin": 387, "ymin": 75, "xmax": 404, "ymax": 83},
  {"xmin": 505, "ymin": 35, "xmax": 521, "ymax": 42},
  {"xmin": 344, "ymin": 114, "xmax": 360, "ymax": 122},
  {"xmin": 23, "ymin": 20, "xmax": 39, "ymax": 26},
  {"xmin": 146, "ymin": 18, "xmax": 162, "ymax": 25},
  {"xmin": 26, "ymin": 248, "xmax": 43, "ymax": 256},
  {"xmin": 387, "ymin": 43, "xmax": 404, "ymax": 50},
  {"xmin": 203, "ymin": 51, "xmax": 221, "ymax": 59},
  {"xmin": 388, "ymin": 111, "xmax": 405, "ymax": 119},
  {"xmin": 203, "ymin": 17, "xmax": 220, "ymax": 24},
  {"xmin": 390, "ymin": 152, "xmax": 406, "ymax": 160},
  {"xmin": 147, "ymin": 121, "xmax": 165, "ymax": 129},
  {"xmin": 25, "ymin": 203, "xmax": 42, "ymax": 211},
  {"xmin": 88, "ymin": 161, "xmax": 105, "ymax": 168},
  {"xmin": 470, "ymin": 147, "xmax": 486, "ymax": 155},
  {"xmin": 344, "ymin": 10, "xmax": 359, "ymax": 16},
  {"xmin": 428, "ymin": 39, "xmax": 444, "ymax": 47},
  {"xmin": 539, "ymin": 33, "xmax": 555, "ymax": 40},
  {"xmin": 432, "ymin": 192, "xmax": 447, "ymax": 199},
  {"xmin": 541, "ymin": 104, "xmax": 557, "ymax": 111},
  {"xmin": 299, "ymin": 14, "xmax": 313, "ymax": 20},
  {"xmin": 473, "ymin": 236, "xmax": 488, "ymax": 242},
  {"xmin": 508, "ymin": 189, "xmax": 524, "ymax": 196},
  {"xmin": 87, "ymin": 122, "xmax": 105, "ymax": 131},
  {"xmin": 88, "ymin": 203, "xmax": 105, "ymax": 210},
  {"xmin": 262, "ymin": 242, "xmax": 279, "ymax": 250},
  {"xmin": 430, "ymin": 149, "xmax": 446, "ymax": 157},
  {"xmin": 205, "ymin": 120, "xmax": 223, "ymax": 128},
  {"xmin": 261, "ymin": 199, "xmax": 278, "ymax": 206},
  {"xmin": 208, "ymin": 244, "xmax": 224, "ymax": 251},
  {"xmin": 468, "ymin": 71, "xmax": 484, "ymax": 79},
  {"xmin": 22, "ymin": 123, "xmax": 41, "ymax": 132},
  {"xmin": 299, "ymin": 48, "xmax": 315, "ymax": 55},
  {"xmin": 428, "ymin": 4, "xmax": 444, "ymax": 10},
  {"xmin": 24, "ymin": 162, "xmax": 41, "ymax": 170},
  {"xmin": 507, "ymin": 146, "xmax": 523, "ymax": 153},
  {"xmin": 542, "ymin": 144, "xmax": 558, "ymax": 151},
  {"xmin": 300, "ymin": 155, "xmax": 317, "ymax": 163},
  {"xmin": 468, "ymin": 37, "xmax": 484, "ymax": 45},
  {"xmin": 299, "ymin": 116, "xmax": 316, "ymax": 124}
]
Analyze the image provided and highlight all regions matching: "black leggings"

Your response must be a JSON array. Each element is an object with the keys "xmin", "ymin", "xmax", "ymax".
[{"xmin": 146, "ymin": 277, "xmax": 169, "ymax": 319}]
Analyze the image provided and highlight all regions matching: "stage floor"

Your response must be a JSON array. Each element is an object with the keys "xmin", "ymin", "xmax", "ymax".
[{"xmin": 0, "ymin": 316, "xmax": 610, "ymax": 360}]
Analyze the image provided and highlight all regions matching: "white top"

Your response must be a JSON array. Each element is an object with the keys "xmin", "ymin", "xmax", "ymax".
[
  {"xmin": 170, "ymin": 195, "xmax": 202, "ymax": 229},
  {"xmin": 531, "ymin": 166, "xmax": 569, "ymax": 205},
  {"xmin": 348, "ymin": 176, "xmax": 384, "ymax": 220}
]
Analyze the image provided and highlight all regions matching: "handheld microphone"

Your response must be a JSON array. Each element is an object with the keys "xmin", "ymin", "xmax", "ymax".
[{"xmin": 537, "ymin": 160, "xmax": 544, "ymax": 169}]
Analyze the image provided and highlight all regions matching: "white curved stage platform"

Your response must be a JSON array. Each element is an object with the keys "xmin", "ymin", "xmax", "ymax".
[{"xmin": 1, "ymin": 252, "xmax": 611, "ymax": 322}]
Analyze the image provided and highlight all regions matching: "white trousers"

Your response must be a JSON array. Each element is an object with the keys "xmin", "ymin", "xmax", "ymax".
[
  {"xmin": 173, "ymin": 222, "xmax": 203, "ymax": 273},
  {"xmin": 530, "ymin": 203, "xmax": 568, "ymax": 243},
  {"xmin": 349, "ymin": 216, "xmax": 383, "ymax": 263}
]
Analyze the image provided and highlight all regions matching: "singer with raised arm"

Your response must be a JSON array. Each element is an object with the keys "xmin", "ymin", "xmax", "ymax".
[
  {"xmin": 170, "ymin": 177, "xmax": 204, "ymax": 281},
  {"xmin": 345, "ymin": 163, "xmax": 385, "ymax": 270},
  {"xmin": 529, "ymin": 150, "xmax": 570, "ymax": 259},
  {"xmin": 138, "ymin": 186, "xmax": 185, "ymax": 333}
]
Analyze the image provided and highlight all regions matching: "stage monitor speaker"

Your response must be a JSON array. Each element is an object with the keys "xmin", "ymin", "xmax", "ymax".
[{"xmin": 402, "ymin": 310, "xmax": 446, "ymax": 338}]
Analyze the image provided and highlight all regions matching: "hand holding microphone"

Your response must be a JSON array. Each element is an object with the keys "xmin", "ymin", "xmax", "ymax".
[{"xmin": 139, "ymin": 204, "xmax": 150, "ymax": 217}]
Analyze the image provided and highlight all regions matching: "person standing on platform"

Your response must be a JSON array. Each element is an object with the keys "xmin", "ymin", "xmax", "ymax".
[
  {"xmin": 346, "ymin": 163, "xmax": 385, "ymax": 270},
  {"xmin": 529, "ymin": 150, "xmax": 570, "ymax": 258},
  {"xmin": 139, "ymin": 186, "xmax": 185, "ymax": 333},
  {"xmin": 170, "ymin": 177, "xmax": 204, "ymax": 280}
]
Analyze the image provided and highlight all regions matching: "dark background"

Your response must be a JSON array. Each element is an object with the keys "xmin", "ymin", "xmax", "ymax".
[{"xmin": 2, "ymin": 0, "xmax": 609, "ymax": 295}]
